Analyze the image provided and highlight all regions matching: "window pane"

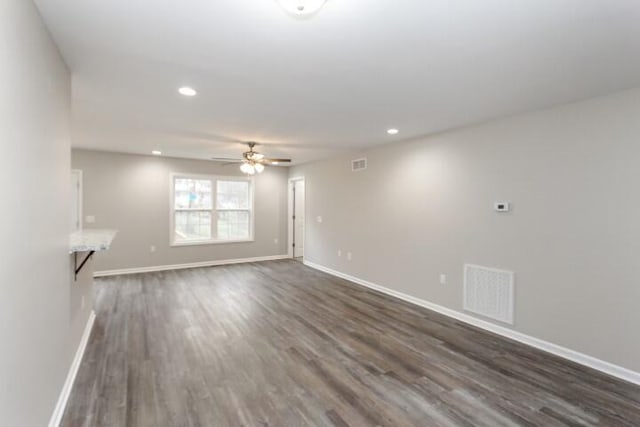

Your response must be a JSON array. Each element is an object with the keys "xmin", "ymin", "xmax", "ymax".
[
  {"xmin": 175, "ymin": 178, "xmax": 212, "ymax": 209},
  {"xmin": 217, "ymin": 211, "xmax": 250, "ymax": 240},
  {"xmin": 175, "ymin": 211, "xmax": 211, "ymax": 242},
  {"xmin": 217, "ymin": 180, "xmax": 249, "ymax": 210}
]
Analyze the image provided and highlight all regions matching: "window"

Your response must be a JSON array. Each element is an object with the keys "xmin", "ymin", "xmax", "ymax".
[{"xmin": 171, "ymin": 174, "xmax": 253, "ymax": 245}]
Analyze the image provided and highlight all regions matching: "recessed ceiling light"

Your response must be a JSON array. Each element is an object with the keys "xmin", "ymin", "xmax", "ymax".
[
  {"xmin": 387, "ymin": 128, "xmax": 399, "ymax": 135},
  {"xmin": 178, "ymin": 86, "xmax": 197, "ymax": 96},
  {"xmin": 277, "ymin": 0, "xmax": 327, "ymax": 16},
  {"xmin": 271, "ymin": 161, "xmax": 279, "ymax": 165},
  {"xmin": 151, "ymin": 150, "xmax": 162, "ymax": 155}
]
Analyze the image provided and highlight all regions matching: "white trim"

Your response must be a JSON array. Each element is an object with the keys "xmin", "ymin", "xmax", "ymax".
[
  {"xmin": 287, "ymin": 176, "xmax": 305, "ymax": 259},
  {"xmin": 70, "ymin": 169, "xmax": 83, "ymax": 231},
  {"xmin": 94, "ymin": 255, "xmax": 289, "ymax": 277},
  {"xmin": 170, "ymin": 238, "xmax": 255, "ymax": 247},
  {"xmin": 48, "ymin": 311, "xmax": 96, "ymax": 427},
  {"xmin": 303, "ymin": 260, "xmax": 640, "ymax": 386}
]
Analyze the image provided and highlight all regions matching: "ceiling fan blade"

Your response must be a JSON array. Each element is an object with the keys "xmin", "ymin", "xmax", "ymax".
[
  {"xmin": 260, "ymin": 158, "xmax": 292, "ymax": 164},
  {"xmin": 210, "ymin": 157, "xmax": 243, "ymax": 162}
]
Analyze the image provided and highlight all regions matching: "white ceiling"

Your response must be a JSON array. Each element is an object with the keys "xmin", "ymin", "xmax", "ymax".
[{"xmin": 35, "ymin": 0, "xmax": 640, "ymax": 165}]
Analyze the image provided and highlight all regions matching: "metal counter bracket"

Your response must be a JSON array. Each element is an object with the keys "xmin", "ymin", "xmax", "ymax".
[{"xmin": 74, "ymin": 251, "xmax": 95, "ymax": 281}]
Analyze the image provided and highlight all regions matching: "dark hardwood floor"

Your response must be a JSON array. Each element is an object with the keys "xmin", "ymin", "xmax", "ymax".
[{"xmin": 62, "ymin": 260, "xmax": 640, "ymax": 426}]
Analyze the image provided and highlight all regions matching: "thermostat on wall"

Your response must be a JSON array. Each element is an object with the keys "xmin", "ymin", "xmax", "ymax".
[{"xmin": 494, "ymin": 202, "xmax": 511, "ymax": 212}]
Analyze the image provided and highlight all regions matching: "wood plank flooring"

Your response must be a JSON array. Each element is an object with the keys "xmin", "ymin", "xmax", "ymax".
[{"xmin": 62, "ymin": 260, "xmax": 640, "ymax": 426}]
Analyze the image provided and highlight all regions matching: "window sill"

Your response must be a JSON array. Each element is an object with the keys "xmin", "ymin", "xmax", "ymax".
[{"xmin": 171, "ymin": 239, "xmax": 255, "ymax": 247}]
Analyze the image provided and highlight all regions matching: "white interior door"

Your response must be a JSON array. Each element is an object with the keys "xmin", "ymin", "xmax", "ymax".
[{"xmin": 293, "ymin": 180, "xmax": 305, "ymax": 258}]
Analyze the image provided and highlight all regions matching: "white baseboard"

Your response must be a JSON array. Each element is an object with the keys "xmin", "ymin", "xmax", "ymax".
[
  {"xmin": 303, "ymin": 260, "xmax": 640, "ymax": 386},
  {"xmin": 94, "ymin": 254, "xmax": 290, "ymax": 277},
  {"xmin": 48, "ymin": 310, "xmax": 96, "ymax": 427}
]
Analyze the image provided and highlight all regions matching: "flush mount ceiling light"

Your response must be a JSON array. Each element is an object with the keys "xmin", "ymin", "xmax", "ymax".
[
  {"xmin": 151, "ymin": 150, "xmax": 162, "ymax": 155},
  {"xmin": 387, "ymin": 128, "xmax": 399, "ymax": 135},
  {"xmin": 178, "ymin": 86, "xmax": 197, "ymax": 96},
  {"xmin": 277, "ymin": 0, "xmax": 327, "ymax": 16}
]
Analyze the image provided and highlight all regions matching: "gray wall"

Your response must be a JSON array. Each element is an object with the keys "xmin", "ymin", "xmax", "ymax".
[
  {"xmin": 291, "ymin": 87, "xmax": 640, "ymax": 373},
  {"xmin": 72, "ymin": 150, "xmax": 289, "ymax": 271},
  {"xmin": 0, "ymin": 1, "xmax": 93, "ymax": 425}
]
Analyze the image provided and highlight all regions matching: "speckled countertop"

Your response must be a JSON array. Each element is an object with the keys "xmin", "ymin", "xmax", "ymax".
[{"xmin": 70, "ymin": 229, "xmax": 117, "ymax": 253}]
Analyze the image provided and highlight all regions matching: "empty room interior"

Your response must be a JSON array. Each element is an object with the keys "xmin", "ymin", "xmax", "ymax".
[{"xmin": 3, "ymin": 0, "xmax": 640, "ymax": 426}]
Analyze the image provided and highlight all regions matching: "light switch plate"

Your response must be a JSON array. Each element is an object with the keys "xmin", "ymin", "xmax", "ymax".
[
  {"xmin": 85, "ymin": 215, "xmax": 95, "ymax": 224},
  {"xmin": 316, "ymin": 216, "xmax": 323, "ymax": 223}
]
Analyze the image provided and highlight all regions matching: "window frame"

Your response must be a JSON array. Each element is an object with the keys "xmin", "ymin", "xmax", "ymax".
[{"xmin": 169, "ymin": 172, "xmax": 255, "ymax": 246}]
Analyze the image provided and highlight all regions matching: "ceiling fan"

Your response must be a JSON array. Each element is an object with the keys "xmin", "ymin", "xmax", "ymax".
[{"xmin": 211, "ymin": 142, "xmax": 291, "ymax": 175}]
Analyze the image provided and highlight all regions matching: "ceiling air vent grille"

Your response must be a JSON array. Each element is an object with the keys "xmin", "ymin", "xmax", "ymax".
[
  {"xmin": 352, "ymin": 158, "xmax": 367, "ymax": 172},
  {"xmin": 464, "ymin": 264, "xmax": 514, "ymax": 324}
]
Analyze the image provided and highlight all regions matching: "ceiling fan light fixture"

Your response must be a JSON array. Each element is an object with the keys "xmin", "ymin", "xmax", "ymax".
[
  {"xmin": 240, "ymin": 162, "xmax": 255, "ymax": 175},
  {"xmin": 234, "ymin": 142, "xmax": 291, "ymax": 173},
  {"xmin": 277, "ymin": 0, "xmax": 327, "ymax": 16}
]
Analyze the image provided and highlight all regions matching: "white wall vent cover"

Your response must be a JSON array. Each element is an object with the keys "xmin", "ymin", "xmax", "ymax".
[
  {"xmin": 463, "ymin": 264, "xmax": 514, "ymax": 324},
  {"xmin": 352, "ymin": 158, "xmax": 367, "ymax": 171}
]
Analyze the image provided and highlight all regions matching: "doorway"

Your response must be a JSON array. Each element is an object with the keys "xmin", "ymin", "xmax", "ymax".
[{"xmin": 288, "ymin": 177, "xmax": 305, "ymax": 261}]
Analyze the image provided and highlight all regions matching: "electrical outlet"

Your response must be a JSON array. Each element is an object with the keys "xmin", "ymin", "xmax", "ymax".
[
  {"xmin": 316, "ymin": 215, "xmax": 323, "ymax": 223},
  {"xmin": 338, "ymin": 249, "xmax": 342, "ymax": 257},
  {"xmin": 347, "ymin": 252, "xmax": 352, "ymax": 261},
  {"xmin": 439, "ymin": 274, "xmax": 447, "ymax": 285},
  {"xmin": 274, "ymin": 238, "xmax": 279, "ymax": 244},
  {"xmin": 494, "ymin": 202, "xmax": 511, "ymax": 212},
  {"xmin": 150, "ymin": 245, "xmax": 156, "ymax": 253}
]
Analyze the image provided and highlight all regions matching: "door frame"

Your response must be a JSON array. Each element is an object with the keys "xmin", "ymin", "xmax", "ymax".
[
  {"xmin": 288, "ymin": 176, "xmax": 305, "ymax": 259},
  {"xmin": 71, "ymin": 169, "xmax": 83, "ymax": 231}
]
